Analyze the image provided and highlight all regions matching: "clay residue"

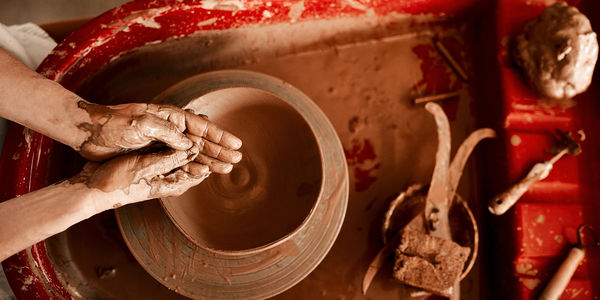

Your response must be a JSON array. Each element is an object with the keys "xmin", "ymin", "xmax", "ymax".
[
  {"xmin": 75, "ymin": 100, "xmax": 109, "ymax": 152},
  {"xmin": 287, "ymin": 1, "xmax": 305, "ymax": 21},
  {"xmin": 200, "ymin": 0, "xmax": 247, "ymax": 11},
  {"xmin": 230, "ymin": 241, "xmax": 300, "ymax": 275},
  {"xmin": 513, "ymin": 2, "xmax": 599, "ymax": 99}
]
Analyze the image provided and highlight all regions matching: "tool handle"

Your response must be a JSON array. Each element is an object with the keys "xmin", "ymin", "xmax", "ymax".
[
  {"xmin": 539, "ymin": 247, "xmax": 585, "ymax": 300},
  {"xmin": 488, "ymin": 161, "xmax": 552, "ymax": 215}
]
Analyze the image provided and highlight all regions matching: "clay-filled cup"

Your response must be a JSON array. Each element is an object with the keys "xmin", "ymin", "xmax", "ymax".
[{"xmin": 154, "ymin": 70, "xmax": 328, "ymax": 255}]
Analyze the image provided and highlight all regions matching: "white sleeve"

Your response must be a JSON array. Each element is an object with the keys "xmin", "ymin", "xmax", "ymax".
[
  {"xmin": 0, "ymin": 22, "xmax": 56, "ymax": 170},
  {"xmin": 0, "ymin": 22, "xmax": 57, "ymax": 69}
]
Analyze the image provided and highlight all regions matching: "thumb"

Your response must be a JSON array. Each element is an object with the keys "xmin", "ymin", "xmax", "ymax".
[{"xmin": 134, "ymin": 115, "xmax": 193, "ymax": 150}]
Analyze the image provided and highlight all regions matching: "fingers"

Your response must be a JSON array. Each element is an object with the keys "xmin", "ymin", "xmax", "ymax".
[
  {"xmin": 148, "ymin": 163, "xmax": 211, "ymax": 198},
  {"xmin": 184, "ymin": 111, "xmax": 242, "ymax": 150},
  {"xmin": 187, "ymin": 134, "xmax": 242, "ymax": 164},
  {"xmin": 134, "ymin": 146, "xmax": 199, "ymax": 181},
  {"xmin": 146, "ymin": 104, "xmax": 187, "ymax": 132},
  {"xmin": 134, "ymin": 115, "xmax": 193, "ymax": 151},
  {"xmin": 195, "ymin": 153, "xmax": 233, "ymax": 174},
  {"xmin": 180, "ymin": 162, "xmax": 211, "ymax": 177}
]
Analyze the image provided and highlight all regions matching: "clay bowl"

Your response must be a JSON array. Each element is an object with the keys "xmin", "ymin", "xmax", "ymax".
[
  {"xmin": 115, "ymin": 70, "xmax": 349, "ymax": 299},
  {"xmin": 158, "ymin": 71, "xmax": 325, "ymax": 254}
]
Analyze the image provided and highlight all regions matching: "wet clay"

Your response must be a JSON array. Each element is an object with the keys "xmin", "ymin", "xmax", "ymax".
[
  {"xmin": 162, "ymin": 87, "xmax": 322, "ymax": 251},
  {"xmin": 514, "ymin": 2, "xmax": 599, "ymax": 99},
  {"xmin": 75, "ymin": 101, "xmax": 195, "ymax": 161}
]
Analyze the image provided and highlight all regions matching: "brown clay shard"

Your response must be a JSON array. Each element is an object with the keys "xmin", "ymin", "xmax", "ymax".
[{"xmin": 393, "ymin": 229, "xmax": 470, "ymax": 297}]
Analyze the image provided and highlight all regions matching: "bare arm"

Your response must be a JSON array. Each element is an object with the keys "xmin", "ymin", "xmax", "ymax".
[
  {"xmin": 0, "ymin": 48, "xmax": 92, "ymax": 151},
  {"xmin": 0, "ymin": 144, "xmax": 209, "ymax": 262},
  {"xmin": 0, "ymin": 48, "xmax": 242, "ymax": 162}
]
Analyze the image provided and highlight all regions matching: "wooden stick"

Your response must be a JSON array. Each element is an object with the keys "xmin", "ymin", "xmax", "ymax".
[
  {"xmin": 435, "ymin": 40, "xmax": 469, "ymax": 82},
  {"xmin": 413, "ymin": 91, "xmax": 460, "ymax": 104},
  {"xmin": 538, "ymin": 247, "xmax": 585, "ymax": 300}
]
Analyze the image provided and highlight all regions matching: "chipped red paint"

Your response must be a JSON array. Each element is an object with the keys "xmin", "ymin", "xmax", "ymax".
[
  {"xmin": 353, "ymin": 163, "xmax": 381, "ymax": 192},
  {"xmin": 344, "ymin": 138, "xmax": 378, "ymax": 192},
  {"xmin": 411, "ymin": 43, "xmax": 461, "ymax": 121},
  {"xmin": 345, "ymin": 138, "xmax": 376, "ymax": 165}
]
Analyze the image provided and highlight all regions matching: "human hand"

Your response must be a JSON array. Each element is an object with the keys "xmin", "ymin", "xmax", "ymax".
[
  {"xmin": 75, "ymin": 144, "xmax": 210, "ymax": 205},
  {"xmin": 76, "ymin": 101, "xmax": 242, "ymax": 162}
]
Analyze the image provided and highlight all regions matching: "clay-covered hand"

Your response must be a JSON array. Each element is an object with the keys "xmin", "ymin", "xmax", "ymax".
[
  {"xmin": 77, "ymin": 101, "xmax": 242, "ymax": 163},
  {"xmin": 76, "ymin": 144, "xmax": 210, "ymax": 204}
]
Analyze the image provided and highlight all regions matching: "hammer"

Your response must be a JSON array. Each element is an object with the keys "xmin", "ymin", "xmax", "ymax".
[{"xmin": 488, "ymin": 130, "xmax": 581, "ymax": 216}]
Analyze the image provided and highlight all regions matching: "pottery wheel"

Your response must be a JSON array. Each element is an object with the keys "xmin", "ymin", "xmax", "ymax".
[{"xmin": 115, "ymin": 71, "xmax": 349, "ymax": 299}]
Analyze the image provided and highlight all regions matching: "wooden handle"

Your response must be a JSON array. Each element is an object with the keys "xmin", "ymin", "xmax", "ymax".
[
  {"xmin": 488, "ymin": 161, "xmax": 552, "ymax": 215},
  {"xmin": 539, "ymin": 247, "xmax": 585, "ymax": 300}
]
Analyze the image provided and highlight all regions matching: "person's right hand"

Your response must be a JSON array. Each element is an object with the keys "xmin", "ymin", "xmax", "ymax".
[
  {"xmin": 74, "ymin": 143, "xmax": 211, "ymax": 206},
  {"xmin": 77, "ymin": 102, "xmax": 242, "ymax": 167}
]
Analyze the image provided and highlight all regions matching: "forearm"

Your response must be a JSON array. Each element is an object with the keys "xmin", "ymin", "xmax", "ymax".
[
  {"xmin": 0, "ymin": 181, "xmax": 119, "ymax": 262},
  {"xmin": 0, "ymin": 48, "xmax": 91, "ymax": 151}
]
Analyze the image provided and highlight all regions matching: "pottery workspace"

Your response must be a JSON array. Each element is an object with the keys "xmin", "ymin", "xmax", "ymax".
[{"xmin": 1, "ymin": 1, "xmax": 600, "ymax": 300}]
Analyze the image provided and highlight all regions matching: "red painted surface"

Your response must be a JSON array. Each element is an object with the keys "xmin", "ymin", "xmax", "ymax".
[
  {"xmin": 411, "ymin": 43, "xmax": 462, "ymax": 121},
  {"xmin": 344, "ymin": 138, "xmax": 379, "ymax": 192},
  {"xmin": 491, "ymin": 0, "xmax": 600, "ymax": 299}
]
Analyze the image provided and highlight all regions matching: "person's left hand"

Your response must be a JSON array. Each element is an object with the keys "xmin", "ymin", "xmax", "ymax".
[{"xmin": 76, "ymin": 102, "xmax": 242, "ymax": 162}]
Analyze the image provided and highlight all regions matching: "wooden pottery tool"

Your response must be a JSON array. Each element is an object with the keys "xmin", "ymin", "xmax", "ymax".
[
  {"xmin": 539, "ymin": 225, "xmax": 599, "ymax": 300},
  {"xmin": 488, "ymin": 130, "xmax": 582, "ymax": 216},
  {"xmin": 362, "ymin": 102, "xmax": 495, "ymax": 297}
]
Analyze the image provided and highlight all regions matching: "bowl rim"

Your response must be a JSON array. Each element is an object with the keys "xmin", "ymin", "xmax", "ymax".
[
  {"xmin": 154, "ymin": 69, "xmax": 327, "ymax": 256},
  {"xmin": 117, "ymin": 68, "xmax": 348, "ymax": 299}
]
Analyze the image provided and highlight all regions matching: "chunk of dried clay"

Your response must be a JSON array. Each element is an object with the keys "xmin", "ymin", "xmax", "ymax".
[
  {"xmin": 393, "ymin": 229, "xmax": 470, "ymax": 297},
  {"xmin": 513, "ymin": 2, "xmax": 599, "ymax": 99}
]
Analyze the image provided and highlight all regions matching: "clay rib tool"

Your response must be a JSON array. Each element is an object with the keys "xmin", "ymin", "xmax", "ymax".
[
  {"xmin": 488, "ymin": 130, "xmax": 581, "ymax": 215},
  {"xmin": 539, "ymin": 225, "xmax": 599, "ymax": 300},
  {"xmin": 422, "ymin": 102, "xmax": 452, "ymax": 239}
]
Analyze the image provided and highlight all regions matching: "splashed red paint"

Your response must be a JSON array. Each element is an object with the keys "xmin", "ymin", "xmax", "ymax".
[
  {"xmin": 411, "ymin": 42, "xmax": 462, "ymax": 121},
  {"xmin": 345, "ymin": 138, "xmax": 379, "ymax": 192}
]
